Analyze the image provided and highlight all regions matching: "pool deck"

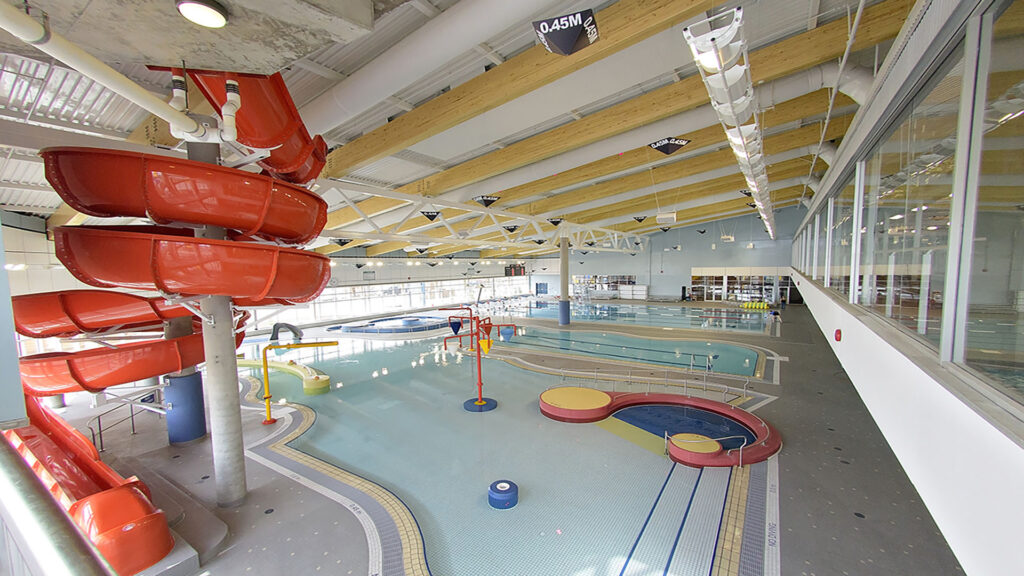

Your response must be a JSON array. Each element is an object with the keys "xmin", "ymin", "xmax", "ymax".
[{"xmin": 51, "ymin": 304, "xmax": 962, "ymax": 576}]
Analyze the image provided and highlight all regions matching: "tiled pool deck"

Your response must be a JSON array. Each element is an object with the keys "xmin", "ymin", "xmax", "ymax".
[{"xmin": 56, "ymin": 305, "xmax": 962, "ymax": 576}]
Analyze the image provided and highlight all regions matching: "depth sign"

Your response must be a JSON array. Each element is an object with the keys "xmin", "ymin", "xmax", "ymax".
[
  {"xmin": 649, "ymin": 137, "xmax": 691, "ymax": 155},
  {"xmin": 533, "ymin": 9, "xmax": 599, "ymax": 56}
]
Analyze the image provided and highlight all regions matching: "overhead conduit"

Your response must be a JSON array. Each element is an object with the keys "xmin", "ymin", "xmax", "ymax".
[{"xmin": 298, "ymin": 0, "xmax": 560, "ymax": 135}]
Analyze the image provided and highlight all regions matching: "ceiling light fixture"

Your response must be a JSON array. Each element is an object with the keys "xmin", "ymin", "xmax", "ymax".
[
  {"xmin": 684, "ymin": 8, "xmax": 775, "ymax": 239},
  {"xmin": 175, "ymin": 0, "xmax": 229, "ymax": 28}
]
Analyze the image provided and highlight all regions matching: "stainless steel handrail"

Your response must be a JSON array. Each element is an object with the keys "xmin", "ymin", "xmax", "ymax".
[
  {"xmin": 86, "ymin": 386, "xmax": 165, "ymax": 452},
  {"xmin": 0, "ymin": 436, "xmax": 115, "ymax": 576}
]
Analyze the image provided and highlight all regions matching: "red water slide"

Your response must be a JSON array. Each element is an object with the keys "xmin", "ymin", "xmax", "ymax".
[
  {"xmin": 187, "ymin": 70, "xmax": 327, "ymax": 184},
  {"xmin": 8, "ymin": 72, "xmax": 330, "ymax": 574}
]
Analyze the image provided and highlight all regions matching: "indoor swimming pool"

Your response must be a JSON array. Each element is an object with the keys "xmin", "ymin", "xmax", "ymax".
[
  {"xmin": 498, "ymin": 326, "xmax": 760, "ymax": 376},
  {"xmin": 242, "ymin": 335, "xmax": 743, "ymax": 576},
  {"xmin": 497, "ymin": 299, "xmax": 770, "ymax": 332},
  {"xmin": 327, "ymin": 314, "xmax": 449, "ymax": 334}
]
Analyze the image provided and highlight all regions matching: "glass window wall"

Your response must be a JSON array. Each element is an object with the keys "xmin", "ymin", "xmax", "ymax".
[{"xmin": 963, "ymin": 3, "xmax": 1024, "ymax": 402}]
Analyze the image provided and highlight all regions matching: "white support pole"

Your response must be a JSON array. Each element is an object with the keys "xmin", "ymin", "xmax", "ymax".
[{"xmin": 189, "ymin": 140, "xmax": 246, "ymax": 507}]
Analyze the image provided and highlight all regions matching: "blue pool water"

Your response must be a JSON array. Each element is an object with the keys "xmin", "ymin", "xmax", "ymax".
[
  {"xmin": 240, "ymin": 336, "xmax": 733, "ymax": 576},
  {"xmin": 498, "ymin": 327, "xmax": 759, "ymax": 376},
  {"xmin": 327, "ymin": 315, "xmax": 449, "ymax": 334},
  {"xmin": 499, "ymin": 300, "xmax": 769, "ymax": 332},
  {"xmin": 614, "ymin": 405, "xmax": 756, "ymax": 450}
]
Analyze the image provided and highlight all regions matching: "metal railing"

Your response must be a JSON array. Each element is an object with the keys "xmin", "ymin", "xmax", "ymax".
[
  {"xmin": 550, "ymin": 366, "xmax": 752, "ymax": 405},
  {"xmin": 0, "ymin": 436, "xmax": 115, "ymax": 576},
  {"xmin": 86, "ymin": 384, "xmax": 166, "ymax": 452},
  {"xmin": 663, "ymin": 432, "xmax": 752, "ymax": 467}
]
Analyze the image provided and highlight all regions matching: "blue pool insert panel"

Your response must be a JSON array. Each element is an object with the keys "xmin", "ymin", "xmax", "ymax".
[
  {"xmin": 613, "ymin": 404, "xmax": 756, "ymax": 450},
  {"xmin": 328, "ymin": 315, "xmax": 449, "ymax": 334}
]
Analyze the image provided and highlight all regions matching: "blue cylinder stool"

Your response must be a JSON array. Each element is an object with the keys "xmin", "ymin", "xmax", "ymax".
[
  {"xmin": 164, "ymin": 372, "xmax": 207, "ymax": 444},
  {"xmin": 488, "ymin": 480, "xmax": 518, "ymax": 509}
]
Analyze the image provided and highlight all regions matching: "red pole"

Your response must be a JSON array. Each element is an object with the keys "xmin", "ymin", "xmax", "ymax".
[{"xmin": 474, "ymin": 312, "xmax": 484, "ymax": 404}]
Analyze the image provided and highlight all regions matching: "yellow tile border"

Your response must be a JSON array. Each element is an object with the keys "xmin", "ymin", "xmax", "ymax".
[
  {"xmin": 711, "ymin": 465, "xmax": 749, "ymax": 576},
  {"xmin": 243, "ymin": 377, "xmax": 431, "ymax": 576}
]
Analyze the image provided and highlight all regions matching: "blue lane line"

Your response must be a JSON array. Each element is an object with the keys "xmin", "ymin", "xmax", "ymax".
[
  {"xmin": 618, "ymin": 462, "xmax": 677, "ymax": 576},
  {"xmin": 706, "ymin": 468, "xmax": 733, "ymax": 576},
  {"xmin": 662, "ymin": 468, "xmax": 705, "ymax": 576}
]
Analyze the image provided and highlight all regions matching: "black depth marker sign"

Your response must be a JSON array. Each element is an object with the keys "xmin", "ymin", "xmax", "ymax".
[
  {"xmin": 533, "ymin": 9, "xmax": 599, "ymax": 56},
  {"xmin": 649, "ymin": 137, "xmax": 691, "ymax": 155}
]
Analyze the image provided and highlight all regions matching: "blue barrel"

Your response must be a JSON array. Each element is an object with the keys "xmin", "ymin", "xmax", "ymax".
[
  {"xmin": 488, "ymin": 480, "xmax": 518, "ymax": 509},
  {"xmin": 558, "ymin": 300, "xmax": 570, "ymax": 325},
  {"xmin": 165, "ymin": 372, "xmax": 207, "ymax": 444}
]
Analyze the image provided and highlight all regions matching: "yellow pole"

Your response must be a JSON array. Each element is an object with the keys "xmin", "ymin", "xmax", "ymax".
[{"xmin": 260, "ymin": 341, "xmax": 337, "ymax": 425}]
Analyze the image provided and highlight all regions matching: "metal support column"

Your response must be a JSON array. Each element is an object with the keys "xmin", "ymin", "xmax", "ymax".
[{"xmin": 559, "ymin": 237, "xmax": 570, "ymax": 325}]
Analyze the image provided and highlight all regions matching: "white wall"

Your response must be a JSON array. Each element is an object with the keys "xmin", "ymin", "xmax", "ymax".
[
  {"xmin": 796, "ymin": 269, "xmax": 1024, "ymax": 576},
  {"xmin": 3, "ymin": 223, "xmax": 94, "ymax": 296},
  {"xmin": 0, "ymin": 214, "xmax": 27, "ymax": 426},
  {"xmin": 532, "ymin": 207, "xmax": 802, "ymax": 298}
]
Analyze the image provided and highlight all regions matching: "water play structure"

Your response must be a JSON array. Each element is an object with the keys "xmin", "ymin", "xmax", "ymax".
[
  {"xmin": 442, "ymin": 306, "xmax": 518, "ymax": 411},
  {"xmin": 6, "ymin": 70, "xmax": 328, "ymax": 574},
  {"xmin": 539, "ymin": 387, "xmax": 781, "ymax": 467}
]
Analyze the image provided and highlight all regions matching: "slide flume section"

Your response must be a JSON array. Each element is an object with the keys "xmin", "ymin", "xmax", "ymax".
[
  {"xmin": 55, "ymin": 225, "xmax": 330, "ymax": 302},
  {"xmin": 7, "ymin": 70, "xmax": 331, "ymax": 574},
  {"xmin": 42, "ymin": 147, "xmax": 327, "ymax": 244},
  {"xmin": 187, "ymin": 70, "xmax": 327, "ymax": 183},
  {"xmin": 5, "ymin": 397, "xmax": 174, "ymax": 575}
]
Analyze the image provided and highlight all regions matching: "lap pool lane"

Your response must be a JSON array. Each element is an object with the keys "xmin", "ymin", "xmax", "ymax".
[{"xmin": 617, "ymin": 463, "xmax": 731, "ymax": 576}]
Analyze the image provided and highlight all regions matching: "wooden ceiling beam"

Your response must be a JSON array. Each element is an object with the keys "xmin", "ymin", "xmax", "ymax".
[
  {"xmin": 491, "ymin": 89, "xmax": 853, "ymax": 207},
  {"xmin": 319, "ymin": 0, "xmax": 907, "ymax": 230},
  {"xmin": 517, "ymin": 115, "xmax": 851, "ymax": 217},
  {"xmin": 322, "ymin": 0, "xmax": 715, "ymax": 178},
  {"xmin": 386, "ymin": 0, "xmax": 909, "ymax": 199},
  {"xmin": 565, "ymin": 158, "xmax": 813, "ymax": 225}
]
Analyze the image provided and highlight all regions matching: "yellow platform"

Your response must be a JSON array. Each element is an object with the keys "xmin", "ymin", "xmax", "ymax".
[
  {"xmin": 540, "ymin": 387, "xmax": 612, "ymax": 410},
  {"xmin": 670, "ymin": 433, "xmax": 721, "ymax": 454}
]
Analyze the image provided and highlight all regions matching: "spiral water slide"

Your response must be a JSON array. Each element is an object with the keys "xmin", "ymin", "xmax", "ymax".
[{"xmin": 7, "ymin": 72, "xmax": 329, "ymax": 575}]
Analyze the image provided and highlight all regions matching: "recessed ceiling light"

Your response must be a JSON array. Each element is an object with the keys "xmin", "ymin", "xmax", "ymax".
[{"xmin": 176, "ymin": 0, "xmax": 229, "ymax": 28}]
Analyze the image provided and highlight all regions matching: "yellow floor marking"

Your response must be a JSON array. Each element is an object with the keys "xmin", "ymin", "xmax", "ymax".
[
  {"xmin": 242, "ymin": 378, "xmax": 431, "ymax": 576},
  {"xmin": 711, "ymin": 465, "xmax": 749, "ymax": 576},
  {"xmin": 593, "ymin": 418, "xmax": 667, "ymax": 456}
]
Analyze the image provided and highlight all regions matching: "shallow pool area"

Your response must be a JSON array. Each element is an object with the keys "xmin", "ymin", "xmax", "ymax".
[
  {"xmin": 246, "ymin": 336, "xmax": 743, "ymax": 575},
  {"xmin": 498, "ymin": 326, "xmax": 760, "ymax": 376}
]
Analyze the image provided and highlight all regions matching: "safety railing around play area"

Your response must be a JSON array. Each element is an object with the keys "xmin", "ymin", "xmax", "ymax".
[
  {"xmin": 0, "ymin": 436, "xmax": 115, "ymax": 576},
  {"xmin": 86, "ymin": 382, "xmax": 167, "ymax": 452},
  {"xmin": 549, "ymin": 367, "xmax": 752, "ymax": 405}
]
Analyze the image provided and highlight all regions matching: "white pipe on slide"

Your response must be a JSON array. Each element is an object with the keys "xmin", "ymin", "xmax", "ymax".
[
  {"xmin": 0, "ymin": 2, "xmax": 203, "ymax": 137},
  {"xmin": 299, "ymin": 0, "xmax": 559, "ymax": 135}
]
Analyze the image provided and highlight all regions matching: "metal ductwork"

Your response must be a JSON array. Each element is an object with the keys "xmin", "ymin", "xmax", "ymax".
[{"xmin": 299, "ymin": 0, "xmax": 559, "ymax": 135}]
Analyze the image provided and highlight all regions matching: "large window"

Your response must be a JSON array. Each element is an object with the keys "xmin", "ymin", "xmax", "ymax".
[
  {"xmin": 250, "ymin": 276, "xmax": 531, "ymax": 330},
  {"xmin": 794, "ymin": 0, "xmax": 1023, "ymax": 405},
  {"xmin": 963, "ymin": 4, "xmax": 1024, "ymax": 401},
  {"xmin": 859, "ymin": 53, "xmax": 959, "ymax": 345}
]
